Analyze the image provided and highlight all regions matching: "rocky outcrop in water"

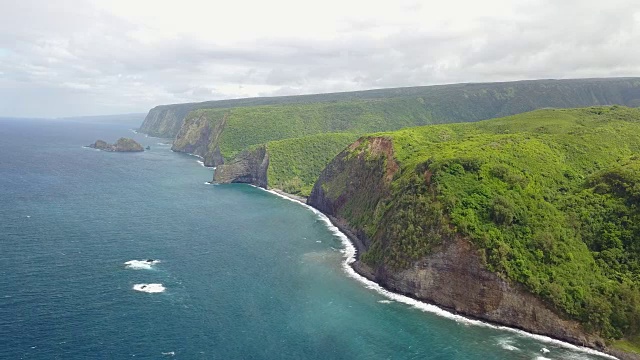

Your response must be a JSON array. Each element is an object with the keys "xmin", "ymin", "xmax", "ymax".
[
  {"xmin": 213, "ymin": 145, "xmax": 268, "ymax": 188},
  {"xmin": 88, "ymin": 138, "xmax": 144, "ymax": 152}
]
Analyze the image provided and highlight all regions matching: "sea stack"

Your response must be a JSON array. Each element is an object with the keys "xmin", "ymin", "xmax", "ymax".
[{"xmin": 88, "ymin": 138, "xmax": 144, "ymax": 152}]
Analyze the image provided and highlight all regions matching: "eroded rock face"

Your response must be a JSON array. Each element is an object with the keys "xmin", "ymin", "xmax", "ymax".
[
  {"xmin": 308, "ymin": 135, "xmax": 605, "ymax": 350},
  {"xmin": 171, "ymin": 112, "xmax": 227, "ymax": 167},
  {"xmin": 213, "ymin": 145, "xmax": 269, "ymax": 188},
  {"xmin": 139, "ymin": 106, "xmax": 191, "ymax": 138},
  {"xmin": 371, "ymin": 237, "xmax": 601, "ymax": 346},
  {"xmin": 88, "ymin": 138, "xmax": 144, "ymax": 152}
]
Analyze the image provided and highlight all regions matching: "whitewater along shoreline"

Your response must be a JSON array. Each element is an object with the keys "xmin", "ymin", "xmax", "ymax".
[{"xmin": 254, "ymin": 186, "xmax": 638, "ymax": 360}]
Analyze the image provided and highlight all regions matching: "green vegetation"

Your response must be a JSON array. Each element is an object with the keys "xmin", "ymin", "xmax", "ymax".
[
  {"xmin": 613, "ymin": 336, "xmax": 640, "ymax": 354},
  {"xmin": 157, "ymin": 78, "xmax": 640, "ymax": 195},
  {"xmin": 267, "ymin": 133, "xmax": 359, "ymax": 196},
  {"xmin": 216, "ymin": 98, "xmax": 434, "ymax": 159},
  {"xmin": 331, "ymin": 106, "xmax": 640, "ymax": 343},
  {"xmin": 141, "ymin": 78, "xmax": 640, "ymax": 138},
  {"xmin": 192, "ymin": 98, "xmax": 436, "ymax": 194}
]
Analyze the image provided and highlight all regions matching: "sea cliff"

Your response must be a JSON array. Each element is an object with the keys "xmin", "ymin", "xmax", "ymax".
[
  {"xmin": 171, "ymin": 110, "xmax": 227, "ymax": 167},
  {"xmin": 214, "ymin": 145, "xmax": 269, "ymax": 188},
  {"xmin": 140, "ymin": 77, "xmax": 640, "ymax": 140},
  {"xmin": 308, "ymin": 107, "xmax": 640, "ymax": 358},
  {"xmin": 163, "ymin": 78, "xmax": 640, "ymax": 196}
]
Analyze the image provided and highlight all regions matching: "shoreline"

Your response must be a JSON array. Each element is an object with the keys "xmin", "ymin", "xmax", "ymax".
[
  {"xmin": 257, "ymin": 185, "xmax": 624, "ymax": 360},
  {"xmin": 268, "ymin": 188, "xmax": 308, "ymax": 203}
]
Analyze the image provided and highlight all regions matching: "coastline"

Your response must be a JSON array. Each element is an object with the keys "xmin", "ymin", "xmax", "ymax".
[
  {"xmin": 258, "ymin": 185, "xmax": 625, "ymax": 360},
  {"xmin": 268, "ymin": 188, "xmax": 308, "ymax": 203}
]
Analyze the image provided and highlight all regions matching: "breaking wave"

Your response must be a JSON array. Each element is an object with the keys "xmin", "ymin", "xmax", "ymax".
[
  {"xmin": 255, "ymin": 185, "xmax": 617, "ymax": 360},
  {"xmin": 497, "ymin": 337, "xmax": 520, "ymax": 351},
  {"xmin": 124, "ymin": 259, "xmax": 160, "ymax": 270},
  {"xmin": 133, "ymin": 283, "xmax": 165, "ymax": 293}
]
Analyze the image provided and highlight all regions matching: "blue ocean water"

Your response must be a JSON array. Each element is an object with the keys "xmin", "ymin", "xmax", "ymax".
[{"xmin": 0, "ymin": 117, "xmax": 612, "ymax": 359}]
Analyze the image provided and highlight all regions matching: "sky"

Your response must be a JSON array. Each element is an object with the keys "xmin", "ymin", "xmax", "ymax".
[{"xmin": 0, "ymin": 0, "xmax": 639, "ymax": 117}]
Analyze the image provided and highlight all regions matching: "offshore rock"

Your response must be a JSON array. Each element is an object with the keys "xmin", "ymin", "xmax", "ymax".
[{"xmin": 88, "ymin": 138, "xmax": 144, "ymax": 152}]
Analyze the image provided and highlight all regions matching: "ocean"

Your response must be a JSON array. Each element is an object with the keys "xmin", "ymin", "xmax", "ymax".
[{"xmin": 0, "ymin": 116, "xmax": 613, "ymax": 359}]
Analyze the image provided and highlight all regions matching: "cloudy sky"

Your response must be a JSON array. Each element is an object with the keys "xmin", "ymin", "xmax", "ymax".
[{"xmin": 0, "ymin": 0, "xmax": 638, "ymax": 117}]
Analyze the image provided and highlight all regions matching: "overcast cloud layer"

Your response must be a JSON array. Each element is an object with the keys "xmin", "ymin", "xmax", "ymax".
[{"xmin": 0, "ymin": 0, "xmax": 639, "ymax": 117}]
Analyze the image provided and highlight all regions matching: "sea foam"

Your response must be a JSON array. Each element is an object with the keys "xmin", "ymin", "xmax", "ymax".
[
  {"xmin": 255, "ymin": 185, "xmax": 618, "ymax": 360},
  {"xmin": 497, "ymin": 337, "xmax": 520, "ymax": 351},
  {"xmin": 124, "ymin": 259, "xmax": 160, "ymax": 270},
  {"xmin": 133, "ymin": 283, "xmax": 165, "ymax": 293}
]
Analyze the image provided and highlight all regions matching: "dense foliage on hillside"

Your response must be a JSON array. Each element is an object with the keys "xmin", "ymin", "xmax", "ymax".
[
  {"xmin": 329, "ymin": 107, "xmax": 640, "ymax": 342},
  {"xmin": 267, "ymin": 133, "xmax": 359, "ymax": 196},
  {"xmin": 157, "ymin": 78, "xmax": 640, "ymax": 195},
  {"xmin": 140, "ymin": 78, "xmax": 640, "ymax": 138},
  {"xmin": 185, "ymin": 77, "xmax": 639, "ymax": 195},
  {"xmin": 194, "ymin": 99, "xmax": 435, "ymax": 193},
  {"xmin": 217, "ymin": 99, "xmax": 433, "ymax": 159}
]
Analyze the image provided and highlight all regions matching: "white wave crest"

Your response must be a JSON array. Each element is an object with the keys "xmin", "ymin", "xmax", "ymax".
[
  {"xmin": 377, "ymin": 300, "xmax": 393, "ymax": 304},
  {"xmin": 254, "ymin": 185, "xmax": 618, "ymax": 360},
  {"xmin": 497, "ymin": 337, "xmax": 520, "ymax": 351},
  {"xmin": 124, "ymin": 259, "xmax": 160, "ymax": 270},
  {"xmin": 133, "ymin": 283, "xmax": 165, "ymax": 293}
]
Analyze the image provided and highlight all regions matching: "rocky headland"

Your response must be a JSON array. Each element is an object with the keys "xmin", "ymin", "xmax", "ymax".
[{"xmin": 306, "ymin": 107, "xmax": 640, "ymax": 359}]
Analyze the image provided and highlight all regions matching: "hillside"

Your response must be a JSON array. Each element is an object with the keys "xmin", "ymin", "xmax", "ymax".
[
  {"xmin": 140, "ymin": 77, "xmax": 640, "ymax": 138},
  {"xmin": 308, "ymin": 106, "xmax": 640, "ymax": 355},
  {"xmin": 175, "ymin": 98, "xmax": 437, "ymax": 196},
  {"xmin": 166, "ymin": 78, "xmax": 640, "ymax": 196}
]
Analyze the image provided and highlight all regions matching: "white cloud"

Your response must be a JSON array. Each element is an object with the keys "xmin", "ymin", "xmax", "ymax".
[{"xmin": 0, "ymin": 0, "xmax": 638, "ymax": 117}]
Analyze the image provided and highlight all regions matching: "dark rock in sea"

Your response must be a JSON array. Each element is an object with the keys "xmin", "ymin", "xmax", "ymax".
[
  {"xmin": 88, "ymin": 138, "xmax": 144, "ymax": 152},
  {"xmin": 145, "ymin": 146, "xmax": 151, "ymax": 150}
]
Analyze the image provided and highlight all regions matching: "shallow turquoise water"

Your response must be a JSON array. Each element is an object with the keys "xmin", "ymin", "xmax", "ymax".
[{"xmin": 0, "ymin": 117, "xmax": 611, "ymax": 359}]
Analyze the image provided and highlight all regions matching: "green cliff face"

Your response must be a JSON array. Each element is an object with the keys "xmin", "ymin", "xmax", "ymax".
[
  {"xmin": 139, "ymin": 106, "xmax": 191, "ymax": 138},
  {"xmin": 162, "ymin": 78, "xmax": 640, "ymax": 195},
  {"xmin": 171, "ymin": 110, "xmax": 227, "ymax": 166},
  {"xmin": 140, "ymin": 77, "xmax": 640, "ymax": 139},
  {"xmin": 309, "ymin": 106, "xmax": 640, "ymax": 352}
]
